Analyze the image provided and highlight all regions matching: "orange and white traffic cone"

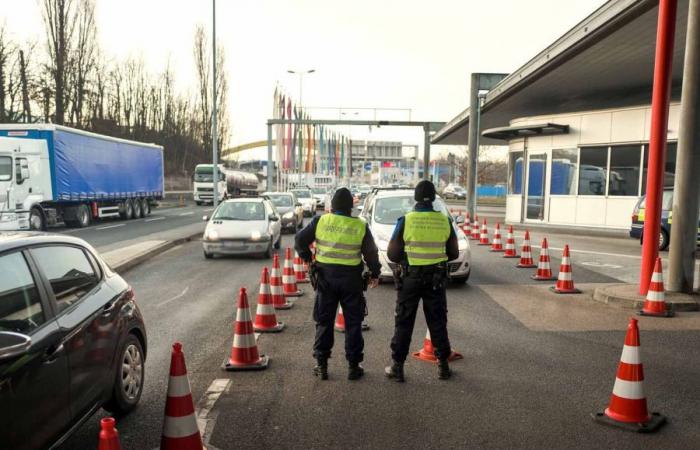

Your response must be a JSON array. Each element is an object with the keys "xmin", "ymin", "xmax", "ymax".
[
  {"xmin": 462, "ymin": 213, "xmax": 471, "ymax": 235},
  {"xmin": 334, "ymin": 305, "xmax": 346, "ymax": 332},
  {"xmin": 161, "ymin": 342, "xmax": 204, "ymax": 450},
  {"xmin": 517, "ymin": 230, "xmax": 537, "ymax": 268},
  {"xmin": 253, "ymin": 267, "xmax": 285, "ymax": 332},
  {"xmin": 503, "ymin": 225, "xmax": 519, "ymax": 258},
  {"xmin": 531, "ymin": 237, "xmax": 556, "ymax": 280},
  {"xmin": 490, "ymin": 223, "xmax": 504, "ymax": 252},
  {"xmin": 592, "ymin": 318, "xmax": 666, "ymax": 432},
  {"xmin": 412, "ymin": 329, "xmax": 463, "ymax": 363},
  {"xmin": 223, "ymin": 287, "xmax": 270, "ymax": 371},
  {"xmin": 550, "ymin": 245, "xmax": 581, "ymax": 294},
  {"xmin": 471, "ymin": 215, "xmax": 480, "ymax": 240},
  {"xmin": 478, "ymin": 218, "xmax": 490, "ymax": 245},
  {"xmin": 294, "ymin": 251, "xmax": 309, "ymax": 283},
  {"xmin": 271, "ymin": 254, "xmax": 293, "ymax": 310},
  {"xmin": 639, "ymin": 257, "xmax": 674, "ymax": 317},
  {"xmin": 98, "ymin": 417, "xmax": 122, "ymax": 450},
  {"xmin": 283, "ymin": 248, "xmax": 304, "ymax": 297}
]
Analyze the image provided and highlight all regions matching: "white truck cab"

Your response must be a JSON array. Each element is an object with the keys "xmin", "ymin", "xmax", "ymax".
[{"xmin": 193, "ymin": 164, "xmax": 227, "ymax": 205}]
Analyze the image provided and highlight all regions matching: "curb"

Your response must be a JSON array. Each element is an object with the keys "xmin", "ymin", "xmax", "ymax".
[
  {"xmin": 112, "ymin": 231, "xmax": 202, "ymax": 273},
  {"xmin": 593, "ymin": 283, "xmax": 700, "ymax": 312}
]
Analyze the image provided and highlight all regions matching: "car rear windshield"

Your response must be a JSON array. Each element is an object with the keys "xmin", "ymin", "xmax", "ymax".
[
  {"xmin": 0, "ymin": 156, "xmax": 11, "ymax": 181},
  {"xmin": 268, "ymin": 194, "xmax": 292, "ymax": 207},
  {"xmin": 213, "ymin": 202, "xmax": 265, "ymax": 220},
  {"xmin": 312, "ymin": 188, "xmax": 326, "ymax": 194},
  {"xmin": 639, "ymin": 191, "xmax": 674, "ymax": 210},
  {"xmin": 292, "ymin": 190, "xmax": 311, "ymax": 199},
  {"xmin": 373, "ymin": 196, "xmax": 448, "ymax": 224}
]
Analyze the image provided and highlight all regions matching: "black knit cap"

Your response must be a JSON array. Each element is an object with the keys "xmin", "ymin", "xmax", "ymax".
[
  {"xmin": 414, "ymin": 180, "xmax": 436, "ymax": 202},
  {"xmin": 331, "ymin": 187, "xmax": 354, "ymax": 213}
]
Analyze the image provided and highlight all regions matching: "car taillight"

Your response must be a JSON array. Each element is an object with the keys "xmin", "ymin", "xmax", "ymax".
[{"xmin": 125, "ymin": 286, "xmax": 136, "ymax": 302}]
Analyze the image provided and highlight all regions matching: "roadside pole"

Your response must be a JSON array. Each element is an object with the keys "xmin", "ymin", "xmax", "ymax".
[
  {"xmin": 640, "ymin": 0, "xmax": 677, "ymax": 295},
  {"xmin": 668, "ymin": 0, "xmax": 700, "ymax": 293},
  {"xmin": 466, "ymin": 73, "xmax": 479, "ymax": 217},
  {"xmin": 423, "ymin": 124, "xmax": 431, "ymax": 180},
  {"xmin": 267, "ymin": 123, "xmax": 273, "ymax": 191},
  {"xmin": 212, "ymin": 0, "xmax": 219, "ymax": 210}
]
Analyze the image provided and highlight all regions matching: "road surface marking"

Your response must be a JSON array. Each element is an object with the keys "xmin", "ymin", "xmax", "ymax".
[
  {"xmin": 203, "ymin": 208, "xmax": 214, "ymax": 212},
  {"xmin": 179, "ymin": 211, "xmax": 194, "ymax": 216},
  {"xmin": 156, "ymin": 286, "xmax": 190, "ymax": 307},
  {"xmin": 145, "ymin": 216, "xmax": 166, "ymax": 222},
  {"xmin": 96, "ymin": 224, "xmax": 126, "ymax": 230},
  {"xmin": 581, "ymin": 261, "xmax": 624, "ymax": 269},
  {"xmin": 195, "ymin": 378, "xmax": 231, "ymax": 445},
  {"xmin": 530, "ymin": 245, "xmax": 642, "ymax": 259}
]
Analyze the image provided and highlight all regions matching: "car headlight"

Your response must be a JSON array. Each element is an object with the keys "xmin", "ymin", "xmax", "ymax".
[
  {"xmin": 458, "ymin": 238, "xmax": 468, "ymax": 251},
  {"xmin": 376, "ymin": 239, "xmax": 389, "ymax": 251},
  {"xmin": 283, "ymin": 211, "xmax": 294, "ymax": 219},
  {"xmin": 206, "ymin": 229, "xmax": 219, "ymax": 241},
  {"xmin": 250, "ymin": 230, "xmax": 262, "ymax": 240}
]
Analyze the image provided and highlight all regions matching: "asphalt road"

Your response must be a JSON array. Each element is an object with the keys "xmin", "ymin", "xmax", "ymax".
[{"xmin": 58, "ymin": 222, "xmax": 700, "ymax": 450}]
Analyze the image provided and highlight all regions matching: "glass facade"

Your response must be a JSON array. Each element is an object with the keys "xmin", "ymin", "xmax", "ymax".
[
  {"xmin": 578, "ymin": 146, "xmax": 608, "ymax": 196},
  {"xmin": 642, "ymin": 142, "xmax": 677, "ymax": 194},
  {"xmin": 608, "ymin": 145, "xmax": 642, "ymax": 196},
  {"xmin": 550, "ymin": 149, "xmax": 578, "ymax": 195},
  {"xmin": 508, "ymin": 151, "xmax": 523, "ymax": 195}
]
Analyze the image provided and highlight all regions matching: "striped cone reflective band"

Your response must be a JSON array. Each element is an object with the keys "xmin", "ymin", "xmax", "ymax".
[
  {"xmin": 294, "ymin": 251, "xmax": 309, "ymax": 283},
  {"xmin": 334, "ymin": 305, "xmax": 345, "ymax": 332},
  {"xmin": 471, "ymin": 216, "xmax": 480, "ymax": 240},
  {"xmin": 271, "ymin": 254, "xmax": 293, "ymax": 309},
  {"xmin": 517, "ymin": 230, "xmax": 537, "ymax": 268},
  {"xmin": 593, "ymin": 318, "xmax": 666, "ymax": 431},
  {"xmin": 253, "ymin": 267, "xmax": 285, "ymax": 332},
  {"xmin": 98, "ymin": 417, "xmax": 122, "ymax": 450},
  {"xmin": 531, "ymin": 237, "xmax": 556, "ymax": 280},
  {"xmin": 551, "ymin": 245, "xmax": 581, "ymax": 294},
  {"xmin": 462, "ymin": 213, "xmax": 471, "ymax": 235},
  {"xmin": 161, "ymin": 342, "xmax": 204, "ymax": 450},
  {"xmin": 412, "ymin": 329, "xmax": 463, "ymax": 363},
  {"xmin": 478, "ymin": 218, "xmax": 490, "ymax": 245},
  {"xmin": 283, "ymin": 248, "xmax": 304, "ymax": 297},
  {"xmin": 503, "ymin": 225, "xmax": 519, "ymax": 258},
  {"xmin": 223, "ymin": 287, "xmax": 269, "ymax": 371},
  {"xmin": 639, "ymin": 257, "xmax": 674, "ymax": 317},
  {"xmin": 490, "ymin": 223, "xmax": 504, "ymax": 252}
]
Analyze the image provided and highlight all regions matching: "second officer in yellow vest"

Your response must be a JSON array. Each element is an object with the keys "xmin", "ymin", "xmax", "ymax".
[
  {"xmin": 295, "ymin": 188, "xmax": 381, "ymax": 380},
  {"xmin": 385, "ymin": 180, "xmax": 459, "ymax": 382}
]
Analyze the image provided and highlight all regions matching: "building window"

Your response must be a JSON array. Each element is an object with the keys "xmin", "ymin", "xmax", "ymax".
[
  {"xmin": 550, "ymin": 149, "xmax": 578, "ymax": 195},
  {"xmin": 578, "ymin": 146, "xmax": 608, "ymax": 196},
  {"xmin": 608, "ymin": 145, "xmax": 642, "ymax": 196},
  {"xmin": 641, "ymin": 142, "xmax": 677, "ymax": 195},
  {"xmin": 508, "ymin": 151, "xmax": 524, "ymax": 195}
]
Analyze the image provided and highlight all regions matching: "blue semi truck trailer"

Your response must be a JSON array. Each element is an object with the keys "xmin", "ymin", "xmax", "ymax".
[{"xmin": 0, "ymin": 124, "xmax": 164, "ymax": 230}]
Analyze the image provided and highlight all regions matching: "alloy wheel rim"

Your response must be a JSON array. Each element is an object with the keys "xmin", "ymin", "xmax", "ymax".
[
  {"xmin": 30, "ymin": 212, "xmax": 42, "ymax": 230},
  {"xmin": 121, "ymin": 344, "xmax": 143, "ymax": 400}
]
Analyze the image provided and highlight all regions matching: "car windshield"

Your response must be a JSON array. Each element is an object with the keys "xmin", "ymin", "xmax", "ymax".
[
  {"xmin": 312, "ymin": 188, "xmax": 326, "ymax": 194},
  {"xmin": 292, "ymin": 190, "xmax": 311, "ymax": 199},
  {"xmin": 213, "ymin": 202, "xmax": 265, "ymax": 220},
  {"xmin": 0, "ymin": 156, "xmax": 11, "ymax": 181},
  {"xmin": 373, "ymin": 196, "xmax": 448, "ymax": 224},
  {"xmin": 268, "ymin": 194, "xmax": 292, "ymax": 207}
]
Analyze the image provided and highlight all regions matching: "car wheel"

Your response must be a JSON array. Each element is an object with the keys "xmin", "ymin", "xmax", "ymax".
[
  {"xmin": 659, "ymin": 229, "xmax": 670, "ymax": 251},
  {"xmin": 103, "ymin": 334, "xmax": 144, "ymax": 415},
  {"xmin": 29, "ymin": 206, "xmax": 46, "ymax": 231},
  {"xmin": 204, "ymin": 249, "xmax": 213, "ymax": 259}
]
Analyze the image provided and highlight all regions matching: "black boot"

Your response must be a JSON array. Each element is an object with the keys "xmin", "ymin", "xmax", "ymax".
[
  {"xmin": 438, "ymin": 359, "xmax": 451, "ymax": 380},
  {"xmin": 384, "ymin": 360, "xmax": 405, "ymax": 382},
  {"xmin": 313, "ymin": 359, "xmax": 328, "ymax": 380},
  {"xmin": 348, "ymin": 362, "xmax": 364, "ymax": 380}
]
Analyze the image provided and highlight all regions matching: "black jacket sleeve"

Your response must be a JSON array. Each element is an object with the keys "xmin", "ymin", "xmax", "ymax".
[
  {"xmin": 361, "ymin": 224, "xmax": 382, "ymax": 278},
  {"xmin": 294, "ymin": 216, "xmax": 320, "ymax": 263},
  {"xmin": 387, "ymin": 217, "xmax": 406, "ymax": 264}
]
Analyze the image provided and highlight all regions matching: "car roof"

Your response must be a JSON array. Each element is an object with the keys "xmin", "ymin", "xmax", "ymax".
[
  {"xmin": 222, "ymin": 197, "xmax": 266, "ymax": 203},
  {"xmin": 372, "ymin": 189, "xmax": 416, "ymax": 199},
  {"xmin": 262, "ymin": 191, "xmax": 292, "ymax": 196},
  {"xmin": 0, "ymin": 232, "xmax": 94, "ymax": 253}
]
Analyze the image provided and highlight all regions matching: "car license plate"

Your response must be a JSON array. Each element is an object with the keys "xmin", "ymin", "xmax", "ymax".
[{"xmin": 224, "ymin": 241, "xmax": 244, "ymax": 249}]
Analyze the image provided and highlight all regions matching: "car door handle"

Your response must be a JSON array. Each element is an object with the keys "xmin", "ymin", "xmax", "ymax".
[{"xmin": 43, "ymin": 343, "xmax": 64, "ymax": 364}]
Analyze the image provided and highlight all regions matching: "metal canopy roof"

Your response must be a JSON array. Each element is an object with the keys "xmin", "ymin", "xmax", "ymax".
[
  {"xmin": 433, "ymin": 0, "xmax": 689, "ymax": 145},
  {"xmin": 482, "ymin": 123, "xmax": 570, "ymax": 140}
]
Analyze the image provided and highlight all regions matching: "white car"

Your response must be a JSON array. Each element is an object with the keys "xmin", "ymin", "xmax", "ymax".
[
  {"xmin": 359, "ymin": 189, "xmax": 471, "ymax": 283},
  {"xmin": 291, "ymin": 188, "xmax": 317, "ymax": 217},
  {"xmin": 311, "ymin": 187, "xmax": 328, "ymax": 209},
  {"xmin": 202, "ymin": 198, "xmax": 282, "ymax": 258}
]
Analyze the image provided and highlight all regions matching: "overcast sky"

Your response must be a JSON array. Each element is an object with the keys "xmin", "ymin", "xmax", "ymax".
[{"xmin": 2, "ymin": 0, "xmax": 607, "ymax": 159}]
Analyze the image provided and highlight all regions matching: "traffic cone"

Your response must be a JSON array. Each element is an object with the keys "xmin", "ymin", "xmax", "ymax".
[
  {"xmin": 503, "ymin": 225, "xmax": 519, "ymax": 258},
  {"xmin": 462, "ymin": 213, "xmax": 471, "ymax": 235},
  {"xmin": 294, "ymin": 251, "xmax": 309, "ymax": 283},
  {"xmin": 550, "ymin": 245, "xmax": 581, "ymax": 294},
  {"xmin": 478, "ymin": 218, "xmax": 490, "ymax": 245},
  {"xmin": 531, "ymin": 237, "xmax": 556, "ymax": 280},
  {"xmin": 471, "ymin": 215, "xmax": 480, "ymax": 240},
  {"xmin": 271, "ymin": 254, "xmax": 293, "ymax": 310},
  {"xmin": 412, "ymin": 329, "xmax": 463, "ymax": 363},
  {"xmin": 334, "ymin": 306, "xmax": 346, "ymax": 332},
  {"xmin": 639, "ymin": 258, "xmax": 674, "ymax": 317},
  {"xmin": 98, "ymin": 417, "xmax": 121, "ymax": 450},
  {"xmin": 490, "ymin": 223, "xmax": 504, "ymax": 252},
  {"xmin": 253, "ymin": 267, "xmax": 285, "ymax": 332},
  {"xmin": 223, "ymin": 287, "xmax": 270, "ymax": 371},
  {"xmin": 283, "ymin": 248, "xmax": 304, "ymax": 297},
  {"xmin": 592, "ymin": 318, "xmax": 666, "ymax": 432},
  {"xmin": 161, "ymin": 342, "xmax": 204, "ymax": 450},
  {"xmin": 517, "ymin": 230, "xmax": 537, "ymax": 268}
]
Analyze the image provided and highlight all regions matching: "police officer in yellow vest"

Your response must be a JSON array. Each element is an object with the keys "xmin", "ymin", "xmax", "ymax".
[
  {"xmin": 295, "ymin": 188, "xmax": 381, "ymax": 380},
  {"xmin": 385, "ymin": 180, "xmax": 459, "ymax": 382}
]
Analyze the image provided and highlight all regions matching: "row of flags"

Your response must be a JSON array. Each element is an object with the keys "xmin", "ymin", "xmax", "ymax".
[{"xmin": 273, "ymin": 86, "xmax": 351, "ymax": 177}]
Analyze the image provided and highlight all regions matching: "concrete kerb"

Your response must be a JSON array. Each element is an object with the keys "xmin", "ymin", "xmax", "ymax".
[
  {"xmin": 593, "ymin": 283, "xmax": 700, "ymax": 312},
  {"xmin": 507, "ymin": 222, "xmax": 629, "ymax": 239},
  {"xmin": 111, "ymin": 231, "xmax": 202, "ymax": 273}
]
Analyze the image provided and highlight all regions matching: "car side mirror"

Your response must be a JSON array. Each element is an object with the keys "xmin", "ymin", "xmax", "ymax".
[
  {"xmin": 0, "ymin": 331, "xmax": 32, "ymax": 361},
  {"xmin": 202, "ymin": 215, "xmax": 209, "ymax": 221},
  {"xmin": 455, "ymin": 215, "xmax": 465, "ymax": 224},
  {"xmin": 269, "ymin": 215, "xmax": 279, "ymax": 221}
]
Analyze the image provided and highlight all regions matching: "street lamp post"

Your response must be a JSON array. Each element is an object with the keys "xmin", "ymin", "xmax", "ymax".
[
  {"xmin": 287, "ymin": 69, "xmax": 315, "ymax": 109},
  {"xmin": 212, "ymin": 0, "xmax": 219, "ymax": 209}
]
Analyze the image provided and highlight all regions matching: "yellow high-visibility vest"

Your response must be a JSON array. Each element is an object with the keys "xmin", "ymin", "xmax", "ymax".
[
  {"xmin": 403, "ymin": 211, "xmax": 450, "ymax": 266},
  {"xmin": 315, "ymin": 214, "xmax": 365, "ymax": 266}
]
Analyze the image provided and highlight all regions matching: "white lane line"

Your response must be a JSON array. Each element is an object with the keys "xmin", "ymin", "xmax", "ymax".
[
  {"xmin": 179, "ymin": 211, "xmax": 194, "ymax": 216},
  {"xmin": 156, "ymin": 286, "xmax": 189, "ymax": 307},
  {"xmin": 145, "ymin": 216, "xmax": 166, "ymax": 222},
  {"xmin": 203, "ymin": 208, "xmax": 214, "ymax": 212},
  {"xmin": 96, "ymin": 224, "xmax": 126, "ymax": 231},
  {"xmin": 196, "ymin": 379, "xmax": 231, "ymax": 444}
]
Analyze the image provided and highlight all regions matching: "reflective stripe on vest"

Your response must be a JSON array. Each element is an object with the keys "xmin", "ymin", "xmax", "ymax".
[
  {"xmin": 403, "ymin": 211, "xmax": 450, "ymax": 266},
  {"xmin": 315, "ymin": 214, "xmax": 365, "ymax": 266}
]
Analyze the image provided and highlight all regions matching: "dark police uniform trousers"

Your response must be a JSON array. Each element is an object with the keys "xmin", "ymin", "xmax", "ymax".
[
  {"xmin": 314, "ymin": 264, "xmax": 364, "ymax": 364},
  {"xmin": 391, "ymin": 266, "xmax": 451, "ymax": 362}
]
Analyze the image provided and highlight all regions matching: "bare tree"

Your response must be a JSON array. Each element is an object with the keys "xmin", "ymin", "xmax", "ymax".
[
  {"xmin": 42, "ymin": 0, "xmax": 76, "ymax": 124},
  {"xmin": 0, "ymin": 24, "xmax": 14, "ymax": 122},
  {"xmin": 68, "ymin": 0, "xmax": 97, "ymax": 126},
  {"xmin": 193, "ymin": 25, "xmax": 210, "ymax": 151}
]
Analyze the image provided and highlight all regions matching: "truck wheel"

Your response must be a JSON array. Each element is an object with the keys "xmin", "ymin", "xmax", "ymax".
[
  {"xmin": 29, "ymin": 207, "xmax": 46, "ymax": 231},
  {"xmin": 76, "ymin": 204, "xmax": 91, "ymax": 228},
  {"xmin": 125, "ymin": 199, "xmax": 134, "ymax": 220},
  {"xmin": 143, "ymin": 199, "xmax": 151, "ymax": 216},
  {"xmin": 132, "ymin": 199, "xmax": 142, "ymax": 219}
]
